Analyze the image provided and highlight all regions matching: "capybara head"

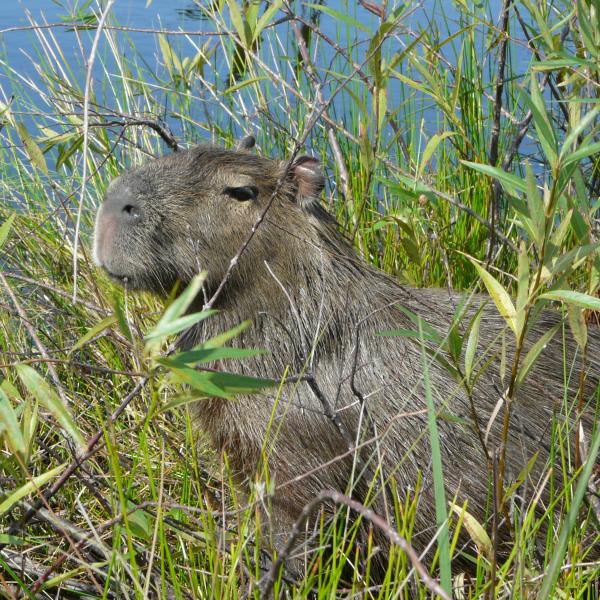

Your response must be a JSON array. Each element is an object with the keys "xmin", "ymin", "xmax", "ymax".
[{"xmin": 93, "ymin": 144, "xmax": 324, "ymax": 296}]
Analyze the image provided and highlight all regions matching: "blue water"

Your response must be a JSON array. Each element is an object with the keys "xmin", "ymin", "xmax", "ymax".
[{"xmin": 0, "ymin": 0, "xmax": 537, "ymax": 175}]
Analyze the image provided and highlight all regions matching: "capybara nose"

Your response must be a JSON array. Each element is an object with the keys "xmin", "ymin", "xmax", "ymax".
[{"xmin": 103, "ymin": 194, "xmax": 142, "ymax": 224}]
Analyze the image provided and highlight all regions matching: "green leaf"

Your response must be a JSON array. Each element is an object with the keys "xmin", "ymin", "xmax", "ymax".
[
  {"xmin": 222, "ymin": 76, "xmax": 268, "ymax": 95},
  {"xmin": 202, "ymin": 320, "xmax": 252, "ymax": 349},
  {"xmin": 469, "ymin": 259, "xmax": 517, "ymax": 335},
  {"xmin": 576, "ymin": 0, "xmax": 599, "ymax": 58},
  {"xmin": 253, "ymin": 0, "xmax": 283, "ymax": 41},
  {"xmin": 208, "ymin": 371, "xmax": 276, "ymax": 394},
  {"xmin": 516, "ymin": 324, "xmax": 560, "ymax": 388},
  {"xmin": 550, "ymin": 209, "xmax": 573, "ymax": 249},
  {"xmin": 145, "ymin": 273, "xmax": 213, "ymax": 346},
  {"xmin": 169, "ymin": 367, "xmax": 275, "ymax": 398},
  {"xmin": 0, "ymin": 213, "xmax": 15, "ymax": 249},
  {"xmin": 539, "ymin": 290, "xmax": 600, "ymax": 311},
  {"xmin": 169, "ymin": 367, "xmax": 233, "ymax": 399},
  {"xmin": 541, "ymin": 242, "xmax": 600, "ymax": 284},
  {"xmin": 157, "ymin": 346, "xmax": 264, "ymax": 369},
  {"xmin": 417, "ymin": 132, "xmax": 455, "ymax": 178},
  {"xmin": 464, "ymin": 309, "xmax": 483, "ymax": 382},
  {"xmin": 69, "ymin": 315, "xmax": 117, "ymax": 354},
  {"xmin": 15, "ymin": 365, "xmax": 86, "ymax": 452},
  {"xmin": 460, "ymin": 160, "xmax": 526, "ymax": 197},
  {"xmin": 567, "ymin": 304, "xmax": 588, "ymax": 350},
  {"xmin": 419, "ymin": 322, "xmax": 452, "ymax": 594},
  {"xmin": 449, "ymin": 503, "xmax": 493, "ymax": 561},
  {"xmin": 525, "ymin": 163, "xmax": 544, "ymax": 247},
  {"xmin": 524, "ymin": 77, "xmax": 558, "ymax": 167},
  {"xmin": 562, "ymin": 141, "xmax": 600, "ymax": 167},
  {"xmin": 395, "ymin": 306, "xmax": 443, "ymax": 345},
  {"xmin": 112, "ymin": 293, "xmax": 132, "ymax": 343},
  {"xmin": 0, "ymin": 388, "xmax": 27, "ymax": 455},
  {"xmin": 0, "ymin": 463, "xmax": 65, "ymax": 516},
  {"xmin": 16, "ymin": 122, "xmax": 49, "ymax": 175},
  {"xmin": 517, "ymin": 241, "xmax": 530, "ymax": 319},
  {"xmin": 227, "ymin": 0, "xmax": 248, "ymax": 44},
  {"xmin": 560, "ymin": 106, "xmax": 600, "ymax": 161},
  {"xmin": 159, "ymin": 273, "xmax": 206, "ymax": 323},
  {"xmin": 127, "ymin": 503, "xmax": 152, "ymax": 540},
  {"xmin": 306, "ymin": 3, "xmax": 370, "ymax": 32},
  {"xmin": 144, "ymin": 310, "xmax": 217, "ymax": 343}
]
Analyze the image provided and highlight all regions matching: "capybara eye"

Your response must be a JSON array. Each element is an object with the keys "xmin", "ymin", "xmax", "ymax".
[{"xmin": 223, "ymin": 185, "xmax": 258, "ymax": 202}]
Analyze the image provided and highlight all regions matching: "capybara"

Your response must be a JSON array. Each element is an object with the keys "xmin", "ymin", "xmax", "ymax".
[{"xmin": 94, "ymin": 142, "xmax": 599, "ymax": 579}]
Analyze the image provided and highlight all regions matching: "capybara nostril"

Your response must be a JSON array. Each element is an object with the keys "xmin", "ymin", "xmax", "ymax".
[{"xmin": 122, "ymin": 203, "xmax": 140, "ymax": 220}]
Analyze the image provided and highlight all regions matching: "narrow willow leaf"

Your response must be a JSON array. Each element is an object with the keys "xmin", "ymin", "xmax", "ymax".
[
  {"xmin": 540, "ymin": 290, "xmax": 600, "ymax": 311},
  {"xmin": 0, "ymin": 463, "xmax": 65, "ymax": 516},
  {"xmin": 395, "ymin": 306, "xmax": 443, "ymax": 344},
  {"xmin": 207, "ymin": 371, "xmax": 276, "ymax": 394},
  {"xmin": 145, "ymin": 273, "xmax": 212, "ymax": 345},
  {"xmin": 526, "ymin": 78, "xmax": 558, "ymax": 168},
  {"xmin": 145, "ymin": 310, "xmax": 217, "ymax": 343},
  {"xmin": 449, "ymin": 503, "xmax": 493, "ymax": 561},
  {"xmin": 541, "ymin": 243, "xmax": 600, "ymax": 285},
  {"xmin": 15, "ymin": 365, "xmax": 85, "ymax": 452},
  {"xmin": 0, "ymin": 213, "xmax": 15, "ymax": 249},
  {"xmin": 567, "ymin": 304, "xmax": 588, "ymax": 350},
  {"xmin": 560, "ymin": 106, "xmax": 600, "ymax": 161},
  {"xmin": 576, "ymin": 0, "xmax": 599, "ymax": 58},
  {"xmin": 418, "ymin": 132, "xmax": 455, "ymax": 178},
  {"xmin": 502, "ymin": 450, "xmax": 539, "ymax": 502},
  {"xmin": 0, "ymin": 388, "xmax": 26, "ymax": 455},
  {"xmin": 253, "ymin": 0, "xmax": 283, "ymax": 40},
  {"xmin": 157, "ymin": 346, "xmax": 264, "ymax": 369},
  {"xmin": 516, "ymin": 242, "xmax": 529, "ymax": 334},
  {"xmin": 464, "ymin": 309, "xmax": 483, "ymax": 382},
  {"xmin": 469, "ymin": 259, "xmax": 517, "ymax": 335},
  {"xmin": 419, "ymin": 323, "xmax": 452, "ymax": 594},
  {"xmin": 525, "ymin": 164, "xmax": 544, "ymax": 247},
  {"xmin": 222, "ymin": 76, "xmax": 268, "ymax": 95},
  {"xmin": 306, "ymin": 3, "xmax": 370, "ymax": 32},
  {"xmin": 550, "ymin": 209, "xmax": 572, "ymax": 249},
  {"xmin": 69, "ymin": 315, "xmax": 117, "ymax": 354},
  {"xmin": 227, "ymin": 0, "xmax": 248, "ymax": 44},
  {"xmin": 169, "ymin": 367, "xmax": 233, "ymax": 399},
  {"xmin": 169, "ymin": 367, "xmax": 275, "ymax": 398},
  {"xmin": 16, "ymin": 122, "xmax": 49, "ymax": 175},
  {"xmin": 202, "ymin": 320, "xmax": 252, "ymax": 349},
  {"xmin": 112, "ymin": 292, "xmax": 132, "ymax": 343},
  {"xmin": 516, "ymin": 324, "xmax": 560, "ymax": 388},
  {"xmin": 562, "ymin": 141, "xmax": 600, "ymax": 167},
  {"xmin": 160, "ymin": 273, "xmax": 207, "ymax": 324},
  {"xmin": 460, "ymin": 160, "xmax": 526, "ymax": 197}
]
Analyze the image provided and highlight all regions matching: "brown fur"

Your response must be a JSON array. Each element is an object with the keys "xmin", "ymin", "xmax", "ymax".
[{"xmin": 94, "ymin": 144, "xmax": 599, "ymax": 577}]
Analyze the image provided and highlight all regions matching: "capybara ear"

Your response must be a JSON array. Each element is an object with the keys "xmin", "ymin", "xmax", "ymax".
[
  {"xmin": 236, "ymin": 135, "xmax": 256, "ymax": 151},
  {"xmin": 289, "ymin": 155, "xmax": 325, "ymax": 207}
]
